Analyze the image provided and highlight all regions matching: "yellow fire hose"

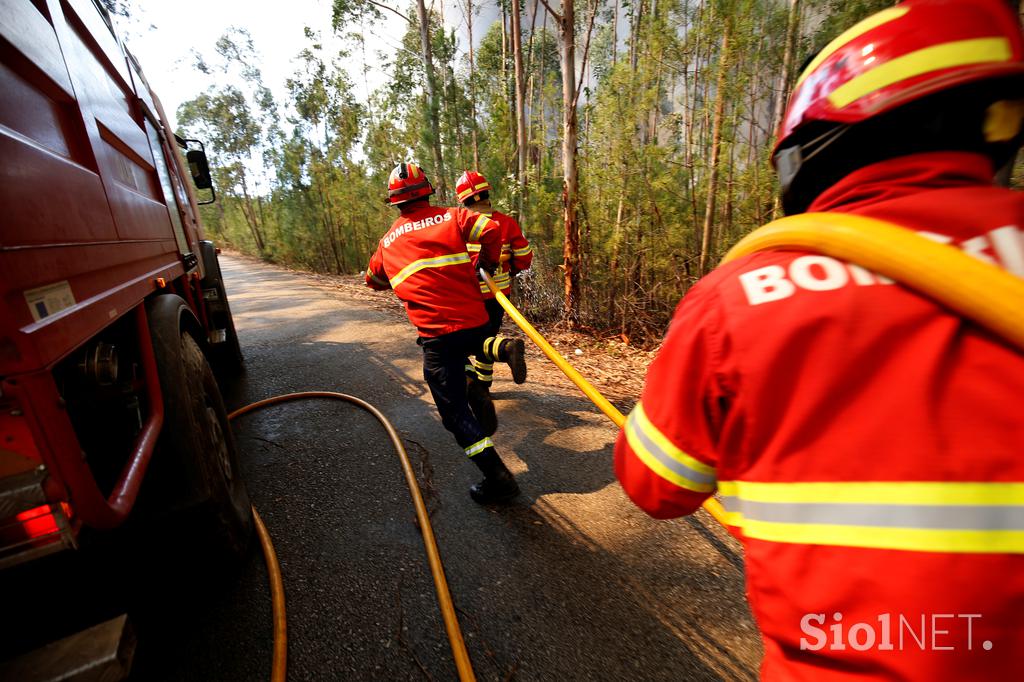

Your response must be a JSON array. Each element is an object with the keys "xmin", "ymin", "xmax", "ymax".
[
  {"xmin": 723, "ymin": 212, "xmax": 1024, "ymax": 352},
  {"xmin": 479, "ymin": 271, "xmax": 730, "ymax": 526},
  {"xmin": 229, "ymin": 392, "xmax": 477, "ymax": 682}
]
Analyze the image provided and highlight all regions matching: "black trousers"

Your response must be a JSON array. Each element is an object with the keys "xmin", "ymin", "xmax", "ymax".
[
  {"xmin": 465, "ymin": 298, "xmax": 507, "ymax": 383},
  {"xmin": 420, "ymin": 324, "xmax": 495, "ymax": 455},
  {"xmin": 483, "ymin": 297, "xmax": 505, "ymax": 336}
]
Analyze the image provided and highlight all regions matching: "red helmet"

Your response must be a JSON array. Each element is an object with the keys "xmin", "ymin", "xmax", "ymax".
[
  {"xmin": 387, "ymin": 162, "xmax": 434, "ymax": 205},
  {"xmin": 455, "ymin": 170, "xmax": 491, "ymax": 204},
  {"xmin": 776, "ymin": 0, "xmax": 1024, "ymax": 154},
  {"xmin": 773, "ymin": 0, "xmax": 1024, "ymax": 211}
]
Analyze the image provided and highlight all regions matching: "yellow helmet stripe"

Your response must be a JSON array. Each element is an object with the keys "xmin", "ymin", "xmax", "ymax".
[
  {"xmin": 828, "ymin": 36, "xmax": 1013, "ymax": 109},
  {"xmin": 796, "ymin": 6, "xmax": 909, "ymax": 87}
]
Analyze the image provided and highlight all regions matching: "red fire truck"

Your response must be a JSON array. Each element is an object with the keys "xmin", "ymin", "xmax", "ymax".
[{"xmin": 0, "ymin": 0, "xmax": 251, "ymax": 633}]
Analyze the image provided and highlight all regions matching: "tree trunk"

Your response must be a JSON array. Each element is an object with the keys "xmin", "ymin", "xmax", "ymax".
[
  {"xmin": 557, "ymin": 0, "xmax": 581, "ymax": 321},
  {"xmin": 698, "ymin": 21, "xmax": 730, "ymax": 275},
  {"xmin": 612, "ymin": 0, "xmax": 618, "ymax": 69},
  {"xmin": 771, "ymin": 0, "xmax": 801, "ymax": 218},
  {"xmin": 467, "ymin": 0, "xmax": 480, "ymax": 168},
  {"xmin": 771, "ymin": 0, "xmax": 801, "ymax": 139},
  {"xmin": 512, "ymin": 0, "xmax": 528, "ymax": 215},
  {"xmin": 538, "ymin": 5, "xmax": 549, "ymax": 191},
  {"xmin": 525, "ymin": 0, "xmax": 540, "ymax": 165},
  {"xmin": 414, "ymin": 0, "xmax": 447, "ymax": 198},
  {"xmin": 239, "ymin": 174, "xmax": 265, "ymax": 254}
]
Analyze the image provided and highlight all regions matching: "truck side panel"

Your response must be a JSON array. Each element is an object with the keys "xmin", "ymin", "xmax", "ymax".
[
  {"xmin": 58, "ymin": 0, "xmax": 177, "ymax": 243},
  {"xmin": 0, "ymin": 0, "xmax": 186, "ymax": 376}
]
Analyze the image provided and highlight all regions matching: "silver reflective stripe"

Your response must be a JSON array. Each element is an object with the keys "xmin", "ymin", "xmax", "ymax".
[
  {"xmin": 722, "ymin": 497, "xmax": 1024, "ymax": 530},
  {"xmin": 390, "ymin": 252, "xmax": 470, "ymax": 287},
  {"xmin": 626, "ymin": 410, "xmax": 716, "ymax": 487},
  {"xmin": 464, "ymin": 437, "xmax": 494, "ymax": 457}
]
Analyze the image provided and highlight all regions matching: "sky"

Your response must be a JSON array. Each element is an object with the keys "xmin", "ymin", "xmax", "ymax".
[{"xmin": 118, "ymin": 0, "xmax": 501, "ymax": 132}]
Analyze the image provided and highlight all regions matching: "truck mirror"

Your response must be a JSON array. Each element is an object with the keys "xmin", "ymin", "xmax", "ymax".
[{"xmin": 186, "ymin": 149, "xmax": 213, "ymax": 190}]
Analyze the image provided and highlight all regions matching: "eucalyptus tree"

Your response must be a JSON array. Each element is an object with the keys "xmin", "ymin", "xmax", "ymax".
[
  {"xmin": 332, "ymin": 0, "xmax": 448, "ymax": 198},
  {"xmin": 178, "ymin": 86, "xmax": 269, "ymax": 254}
]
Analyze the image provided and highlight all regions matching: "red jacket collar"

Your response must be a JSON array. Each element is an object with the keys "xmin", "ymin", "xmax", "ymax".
[
  {"xmin": 398, "ymin": 198, "xmax": 433, "ymax": 215},
  {"xmin": 807, "ymin": 152, "xmax": 995, "ymax": 214}
]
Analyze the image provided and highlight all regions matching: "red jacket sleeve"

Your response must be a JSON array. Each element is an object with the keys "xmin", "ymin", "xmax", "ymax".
[
  {"xmin": 614, "ymin": 281, "xmax": 734, "ymax": 519},
  {"xmin": 456, "ymin": 208, "xmax": 501, "ymax": 272},
  {"xmin": 365, "ymin": 243, "xmax": 391, "ymax": 290},
  {"xmin": 506, "ymin": 216, "xmax": 533, "ymax": 273}
]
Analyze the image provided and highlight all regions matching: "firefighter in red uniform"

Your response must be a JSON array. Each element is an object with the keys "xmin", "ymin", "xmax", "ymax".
[
  {"xmin": 455, "ymin": 170, "xmax": 534, "ymax": 407},
  {"xmin": 366, "ymin": 162, "xmax": 527, "ymax": 504},
  {"xmin": 614, "ymin": 1, "xmax": 1024, "ymax": 679}
]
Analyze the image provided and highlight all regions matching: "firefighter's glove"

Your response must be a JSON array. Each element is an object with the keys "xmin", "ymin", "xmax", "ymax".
[{"xmin": 477, "ymin": 261, "xmax": 498, "ymax": 281}]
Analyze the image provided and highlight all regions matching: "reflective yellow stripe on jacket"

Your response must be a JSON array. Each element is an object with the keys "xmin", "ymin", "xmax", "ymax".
[
  {"xmin": 624, "ymin": 402, "xmax": 716, "ymax": 493},
  {"xmin": 718, "ymin": 480, "xmax": 1024, "ymax": 554},
  {"xmin": 390, "ymin": 252, "xmax": 471, "ymax": 288},
  {"xmin": 478, "ymin": 270, "xmax": 511, "ymax": 293},
  {"xmin": 469, "ymin": 215, "xmax": 490, "ymax": 242},
  {"xmin": 468, "ymin": 243, "xmax": 513, "ymax": 261}
]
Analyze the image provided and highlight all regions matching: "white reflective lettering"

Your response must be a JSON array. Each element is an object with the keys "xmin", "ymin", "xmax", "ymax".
[
  {"xmin": 847, "ymin": 263, "xmax": 877, "ymax": 285},
  {"xmin": 738, "ymin": 265, "xmax": 796, "ymax": 305},
  {"xmin": 918, "ymin": 231, "xmax": 954, "ymax": 244},
  {"xmin": 989, "ymin": 225, "xmax": 1024, "ymax": 276},
  {"xmin": 961, "ymin": 235, "xmax": 997, "ymax": 266},
  {"xmin": 789, "ymin": 255, "xmax": 850, "ymax": 291}
]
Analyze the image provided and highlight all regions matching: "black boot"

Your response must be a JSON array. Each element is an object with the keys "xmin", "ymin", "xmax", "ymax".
[
  {"xmin": 469, "ymin": 449, "xmax": 520, "ymax": 504},
  {"xmin": 467, "ymin": 377, "xmax": 497, "ymax": 436},
  {"xmin": 497, "ymin": 338, "xmax": 528, "ymax": 384}
]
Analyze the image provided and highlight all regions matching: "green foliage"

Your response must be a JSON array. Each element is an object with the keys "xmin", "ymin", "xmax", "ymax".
[
  {"xmin": 175, "ymin": 0, "xmax": 922, "ymax": 343},
  {"xmin": 802, "ymin": 0, "xmax": 895, "ymax": 66}
]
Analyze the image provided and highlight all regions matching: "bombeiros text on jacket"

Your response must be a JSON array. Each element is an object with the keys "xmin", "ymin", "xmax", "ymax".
[{"xmin": 383, "ymin": 212, "xmax": 453, "ymax": 248}]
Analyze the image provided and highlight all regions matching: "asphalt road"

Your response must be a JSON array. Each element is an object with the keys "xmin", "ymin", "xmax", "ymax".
[{"xmin": 132, "ymin": 255, "xmax": 762, "ymax": 681}]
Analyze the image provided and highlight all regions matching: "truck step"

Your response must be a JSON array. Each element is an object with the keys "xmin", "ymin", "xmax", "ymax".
[{"xmin": 0, "ymin": 615, "xmax": 135, "ymax": 682}]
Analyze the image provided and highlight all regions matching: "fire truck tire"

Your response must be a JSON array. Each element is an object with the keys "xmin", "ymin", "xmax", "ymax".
[
  {"xmin": 199, "ymin": 243, "xmax": 244, "ymax": 377},
  {"xmin": 210, "ymin": 276, "xmax": 245, "ymax": 377},
  {"xmin": 147, "ymin": 295, "xmax": 253, "ymax": 564}
]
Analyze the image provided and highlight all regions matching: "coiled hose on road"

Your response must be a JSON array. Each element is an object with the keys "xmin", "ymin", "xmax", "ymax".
[
  {"xmin": 229, "ymin": 393, "xmax": 477, "ymax": 682},
  {"xmin": 236, "ymin": 211, "xmax": 1024, "ymax": 682}
]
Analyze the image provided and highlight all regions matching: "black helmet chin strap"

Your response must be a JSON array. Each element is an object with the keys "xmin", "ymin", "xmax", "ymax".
[{"xmin": 775, "ymin": 124, "xmax": 851, "ymax": 214}]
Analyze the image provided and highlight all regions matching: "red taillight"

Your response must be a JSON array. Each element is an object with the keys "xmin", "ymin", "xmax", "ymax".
[
  {"xmin": 1, "ymin": 501, "xmax": 72, "ymax": 546},
  {"xmin": 15, "ymin": 504, "xmax": 60, "ymax": 538}
]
